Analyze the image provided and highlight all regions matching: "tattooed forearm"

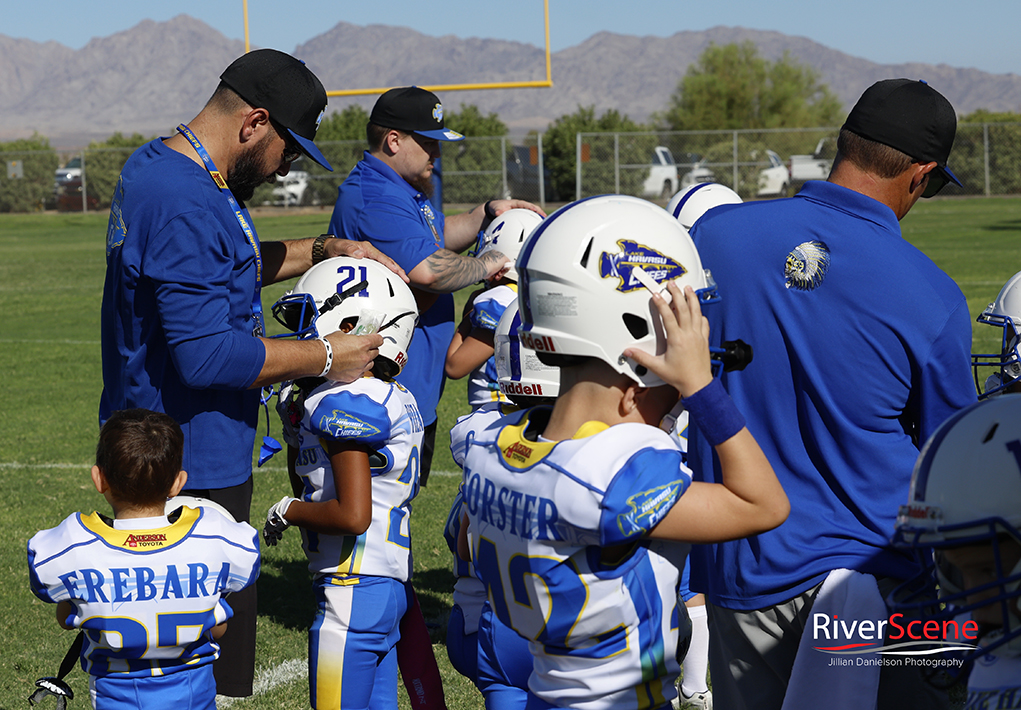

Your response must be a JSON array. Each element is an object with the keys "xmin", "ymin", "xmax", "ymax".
[{"xmin": 420, "ymin": 249, "xmax": 507, "ymax": 293}]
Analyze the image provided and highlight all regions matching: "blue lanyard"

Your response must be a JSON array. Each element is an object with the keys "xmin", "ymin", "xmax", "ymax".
[{"xmin": 176, "ymin": 123, "xmax": 265, "ymax": 336}]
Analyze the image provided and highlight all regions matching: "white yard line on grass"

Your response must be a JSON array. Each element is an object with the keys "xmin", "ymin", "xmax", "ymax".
[{"xmin": 216, "ymin": 658, "xmax": 307, "ymax": 708}]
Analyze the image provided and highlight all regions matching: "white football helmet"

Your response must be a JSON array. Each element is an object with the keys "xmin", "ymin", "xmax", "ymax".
[
  {"xmin": 515, "ymin": 194, "xmax": 718, "ymax": 387},
  {"xmin": 165, "ymin": 495, "xmax": 236, "ymax": 521},
  {"xmin": 972, "ymin": 270, "xmax": 1021, "ymax": 399},
  {"xmin": 477, "ymin": 208, "xmax": 544, "ymax": 282},
  {"xmin": 891, "ymin": 395, "xmax": 1021, "ymax": 659},
  {"xmin": 271, "ymin": 256, "xmax": 419, "ymax": 379},
  {"xmin": 494, "ymin": 301, "xmax": 559, "ymax": 402},
  {"xmin": 666, "ymin": 183, "xmax": 742, "ymax": 231}
]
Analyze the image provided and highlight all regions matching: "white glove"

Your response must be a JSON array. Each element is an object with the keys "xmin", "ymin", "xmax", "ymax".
[
  {"xmin": 264, "ymin": 496, "xmax": 297, "ymax": 547},
  {"xmin": 276, "ymin": 381, "xmax": 302, "ymax": 449}
]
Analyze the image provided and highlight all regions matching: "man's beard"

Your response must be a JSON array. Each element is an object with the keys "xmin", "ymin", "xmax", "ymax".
[
  {"xmin": 409, "ymin": 170, "xmax": 434, "ymax": 199},
  {"xmin": 227, "ymin": 140, "xmax": 272, "ymax": 204}
]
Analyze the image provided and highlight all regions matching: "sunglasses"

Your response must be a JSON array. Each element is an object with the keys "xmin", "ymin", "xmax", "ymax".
[
  {"xmin": 270, "ymin": 118, "xmax": 303, "ymax": 164},
  {"xmin": 922, "ymin": 169, "xmax": 949, "ymax": 198}
]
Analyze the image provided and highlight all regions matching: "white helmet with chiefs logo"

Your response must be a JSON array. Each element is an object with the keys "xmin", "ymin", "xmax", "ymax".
[
  {"xmin": 271, "ymin": 256, "xmax": 418, "ymax": 379},
  {"xmin": 515, "ymin": 194, "xmax": 717, "ymax": 387}
]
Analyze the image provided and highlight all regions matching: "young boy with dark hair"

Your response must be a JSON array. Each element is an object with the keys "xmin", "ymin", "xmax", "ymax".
[{"xmin": 28, "ymin": 408, "xmax": 260, "ymax": 710}]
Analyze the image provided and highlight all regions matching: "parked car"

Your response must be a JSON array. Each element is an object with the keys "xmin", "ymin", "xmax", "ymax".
[
  {"xmin": 757, "ymin": 149, "xmax": 791, "ymax": 197},
  {"xmin": 505, "ymin": 145, "xmax": 556, "ymax": 202},
  {"xmin": 679, "ymin": 154, "xmax": 716, "ymax": 190},
  {"xmin": 56, "ymin": 177, "xmax": 98, "ymax": 212},
  {"xmin": 788, "ymin": 138, "xmax": 836, "ymax": 192},
  {"xmin": 54, "ymin": 157, "xmax": 82, "ymax": 192},
  {"xmin": 270, "ymin": 170, "xmax": 311, "ymax": 206}
]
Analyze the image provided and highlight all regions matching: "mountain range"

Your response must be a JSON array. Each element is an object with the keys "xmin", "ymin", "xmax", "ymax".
[{"xmin": 2, "ymin": 15, "xmax": 1019, "ymax": 149}]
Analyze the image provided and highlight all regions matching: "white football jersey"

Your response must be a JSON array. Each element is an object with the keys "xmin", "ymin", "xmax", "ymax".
[
  {"xmin": 462, "ymin": 408, "xmax": 690, "ymax": 710},
  {"xmin": 27, "ymin": 507, "xmax": 259, "ymax": 678},
  {"xmin": 466, "ymin": 284, "xmax": 517, "ymax": 409},
  {"xmin": 446, "ymin": 401, "xmax": 521, "ymax": 632},
  {"xmin": 295, "ymin": 377, "xmax": 424, "ymax": 581}
]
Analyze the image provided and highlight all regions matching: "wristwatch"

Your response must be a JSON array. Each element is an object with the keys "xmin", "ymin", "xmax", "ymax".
[{"xmin": 311, "ymin": 235, "xmax": 330, "ymax": 265}]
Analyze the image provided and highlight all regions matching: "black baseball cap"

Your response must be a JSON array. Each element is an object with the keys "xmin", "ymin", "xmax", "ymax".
[
  {"xmin": 220, "ymin": 49, "xmax": 333, "ymax": 171},
  {"xmin": 369, "ymin": 87, "xmax": 465, "ymax": 142},
  {"xmin": 842, "ymin": 78, "xmax": 961, "ymax": 197}
]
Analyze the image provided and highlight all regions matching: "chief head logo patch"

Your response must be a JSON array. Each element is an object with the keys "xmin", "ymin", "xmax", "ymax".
[
  {"xmin": 784, "ymin": 240, "xmax": 830, "ymax": 291},
  {"xmin": 432, "ymin": 103, "xmax": 443, "ymax": 124},
  {"xmin": 598, "ymin": 239, "xmax": 687, "ymax": 294}
]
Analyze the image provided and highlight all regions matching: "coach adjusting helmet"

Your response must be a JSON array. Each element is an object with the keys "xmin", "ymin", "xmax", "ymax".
[{"xmin": 272, "ymin": 256, "xmax": 418, "ymax": 379}]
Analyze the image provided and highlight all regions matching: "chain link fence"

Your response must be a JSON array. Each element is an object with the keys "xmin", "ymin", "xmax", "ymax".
[
  {"xmin": 6, "ymin": 123, "xmax": 1019, "ymax": 213},
  {"xmin": 575, "ymin": 123, "xmax": 1021, "ymax": 201}
]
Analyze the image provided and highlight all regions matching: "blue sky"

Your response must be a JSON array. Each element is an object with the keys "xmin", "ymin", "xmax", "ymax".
[{"xmin": 6, "ymin": 0, "xmax": 1018, "ymax": 76}]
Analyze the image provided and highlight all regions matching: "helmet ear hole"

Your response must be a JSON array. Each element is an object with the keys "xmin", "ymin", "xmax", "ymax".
[{"xmin": 622, "ymin": 313, "xmax": 649, "ymax": 340}]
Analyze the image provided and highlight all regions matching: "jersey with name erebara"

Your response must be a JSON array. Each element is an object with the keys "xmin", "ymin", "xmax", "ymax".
[
  {"xmin": 462, "ymin": 408, "xmax": 690, "ymax": 710},
  {"xmin": 295, "ymin": 377, "xmax": 424, "ymax": 581},
  {"xmin": 27, "ymin": 507, "xmax": 259, "ymax": 678}
]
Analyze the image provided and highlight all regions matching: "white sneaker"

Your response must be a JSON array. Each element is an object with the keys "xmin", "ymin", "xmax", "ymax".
[{"xmin": 673, "ymin": 688, "xmax": 712, "ymax": 710}]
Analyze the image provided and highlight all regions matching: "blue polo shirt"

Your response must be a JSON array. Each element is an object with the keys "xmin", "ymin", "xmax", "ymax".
[
  {"xmin": 328, "ymin": 152, "xmax": 454, "ymax": 424},
  {"xmin": 100, "ymin": 138, "xmax": 267, "ymax": 489},
  {"xmin": 688, "ymin": 180, "xmax": 976, "ymax": 610}
]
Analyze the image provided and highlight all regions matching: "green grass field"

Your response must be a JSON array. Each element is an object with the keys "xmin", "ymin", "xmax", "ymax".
[{"xmin": 1, "ymin": 197, "xmax": 1019, "ymax": 708}]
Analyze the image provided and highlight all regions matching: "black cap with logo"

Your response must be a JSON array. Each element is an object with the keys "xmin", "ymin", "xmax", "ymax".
[
  {"xmin": 220, "ymin": 49, "xmax": 333, "ymax": 171},
  {"xmin": 370, "ymin": 87, "xmax": 465, "ymax": 142},
  {"xmin": 842, "ymin": 78, "xmax": 961, "ymax": 197}
]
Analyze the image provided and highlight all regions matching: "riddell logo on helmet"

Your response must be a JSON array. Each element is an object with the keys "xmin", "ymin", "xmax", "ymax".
[
  {"xmin": 501, "ymin": 382, "xmax": 546, "ymax": 396},
  {"xmin": 125, "ymin": 533, "xmax": 168, "ymax": 549},
  {"xmin": 520, "ymin": 332, "xmax": 555, "ymax": 352}
]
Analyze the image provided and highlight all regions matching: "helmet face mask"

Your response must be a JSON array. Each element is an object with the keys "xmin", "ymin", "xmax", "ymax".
[
  {"xmin": 515, "ymin": 195, "xmax": 717, "ymax": 387},
  {"xmin": 476, "ymin": 208, "xmax": 544, "ymax": 282},
  {"xmin": 271, "ymin": 257, "xmax": 419, "ymax": 377},
  {"xmin": 890, "ymin": 395, "xmax": 1021, "ymax": 662},
  {"xmin": 973, "ymin": 270, "xmax": 1021, "ymax": 399}
]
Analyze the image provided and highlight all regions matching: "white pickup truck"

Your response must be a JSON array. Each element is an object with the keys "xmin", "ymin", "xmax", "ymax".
[{"xmin": 788, "ymin": 138, "xmax": 836, "ymax": 191}]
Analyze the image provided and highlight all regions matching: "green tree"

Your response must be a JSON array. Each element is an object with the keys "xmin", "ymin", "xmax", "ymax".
[
  {"xmin": 317, "ymin": 104, "xmax": 371, "ymax": 141},
  {"xmin": 661, "ymin": 42, "xmax": 843, "ymax": 132},
  {"xmin": 441, "ymin": 104, "xmax": 508, "ymax": 204},
  {"xmin": 952, "ymin": 110, "xmax": 1021, "ymax": 195},
  {"xmin": 84, "ymin": 133, "xmax": 152, "ymax": 209},
  {"xmin": 544, "ymin": 106, "xmax": 653, "ymax": 200},
  {"xmin": 0, "ymin": 135, "xmax": 59, "ymax": 213}
]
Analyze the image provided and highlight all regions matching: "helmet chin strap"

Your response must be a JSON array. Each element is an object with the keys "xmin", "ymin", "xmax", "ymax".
[{"xmin": 318, "ymin": 279, "xmax": 370, "ymax": 317}]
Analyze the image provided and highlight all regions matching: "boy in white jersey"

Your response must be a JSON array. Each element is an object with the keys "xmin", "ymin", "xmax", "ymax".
[
  {"xmin": 461, "ymin": 195, "xmax": 789, "ymax": 710},
  {"xmin": 890, "ymin": 395, "xmax": 1021, "ymax": 705},
  {"xmin": 264, "ymin": 256, "xmax": 424, "ymax": 710},
  {"xmin": 446, "ymin": 208, "xmax": 544, "ymax": 409},
  {"xmin": 27, "ymin": 409, "xmax": 260, "ymax": 710}
]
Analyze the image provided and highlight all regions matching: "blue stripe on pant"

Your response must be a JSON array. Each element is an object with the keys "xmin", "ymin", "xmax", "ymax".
[{"xmin": 309, "ymin": 575, "xmax": 408, "ymax": 710}]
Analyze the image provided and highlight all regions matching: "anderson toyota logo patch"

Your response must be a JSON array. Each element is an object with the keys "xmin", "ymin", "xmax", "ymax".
[
  {"xmin": 125, "ymin": 533, "xmax": 168, "ymax": 549},
  {"xmin": 599, "ymin": 239, "xmax": 687, "ymax": 294}
]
